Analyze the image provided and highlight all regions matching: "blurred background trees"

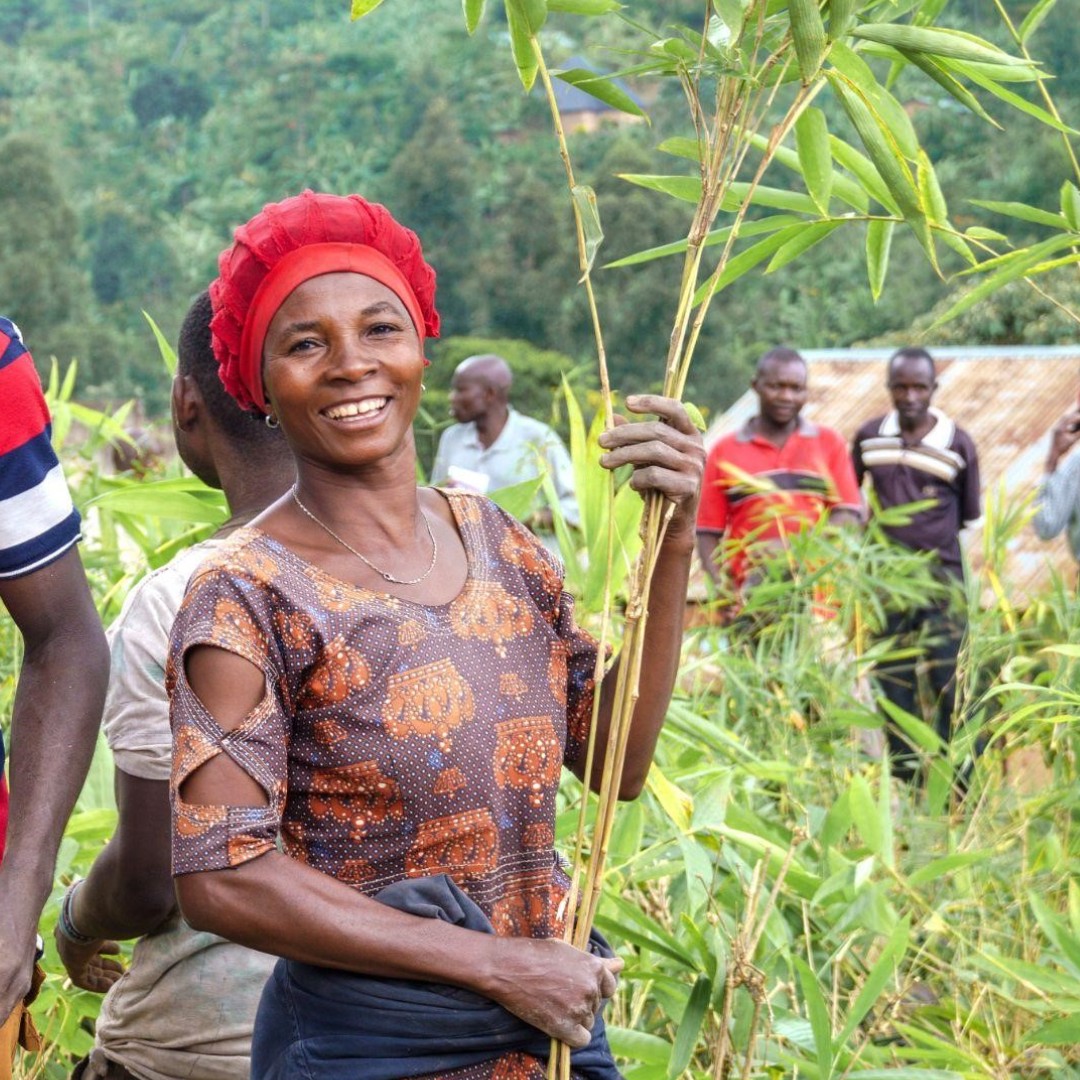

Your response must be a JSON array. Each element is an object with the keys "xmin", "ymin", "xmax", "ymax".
[{"xmin": 1, "ymin": 0, "xmax": 1075, "ymax": 418}]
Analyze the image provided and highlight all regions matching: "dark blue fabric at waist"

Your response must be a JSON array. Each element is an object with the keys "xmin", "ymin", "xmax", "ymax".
[{"xmin": 250, "ymin": 874, "xmax": 622, "ymax": 1080}]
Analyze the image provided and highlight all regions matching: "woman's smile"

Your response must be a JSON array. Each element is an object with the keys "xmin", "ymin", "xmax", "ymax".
[
  {"xmin": 261, "ymin": 271, "xmax": 425, "ymax": 468},
  {"xmin": 322, "ymin": 395, "xmax": 391, "ymax": 423}
]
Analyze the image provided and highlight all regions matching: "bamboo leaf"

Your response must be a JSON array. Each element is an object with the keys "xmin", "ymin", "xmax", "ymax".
[
  {"xmin": 895, "ymin": 49, "xmax": 998, "ymax": 127},
  {"xmin": 830, "ymin": 135, "xmax": 900, "ymax": 214},
  {"xmin": 829, "ymin": 42, "xmax": 919, "ymax": 160},
  {"xmin": 606, "ymin": 1027, "xmax": 672, "ymax": 1066},
  {"xmin": 143, "ymin": 310, "xmax": 177, "ymax": 375},
  {"xmin": 684, "ymin": 401, "xmax": 707, "ymax": 432},
  {"xmin": 555, "ymin": 67, "xmax": 646, "ymax": 117},
  {"xmin": 668, "ymin": 975, "xmax": 711, "ymax": 1079},
  {"xmin": 604, "ymin": 214, "xmax": 804, "ymax": 269},
  {"xmin": 795, "ymin": 107, "xmax": 833, "ymax": 214},
  {"xmin": 657, "ymin": 136, "xmax": 701, "ymax": 161},
  {"xmin": 932, "ymin": 235, "xmax": 1080, "ymax": 325},
  {"xmin": 744, "ymin": 130, "xmax": 869, "ymax": 212},
  {"xmin": 789, "ymin": 0, "xmax": 828, "ymax": 84},
  {"xmin": 87, "ymin": 485, "xmax": 227, "ymax": 523},
  {"xmin": 795, "ymin": 958, "xmax": 834, "ymax": 1080},
  {"xmin": 548, "ymin": 0, "xmax": 620, "ymax": 11},
  {"xmin": 849, "ymin": 773, "xmax": 882, "ymax": 854},
  {"xmin": 1061, "ymin": 181, "xmax": 1080, "ymax": 231},
  {"xmin": 1022, "ymin": 1015, "xmax": 1080, "ymax": 1046},
  {"xmin": 489, "ymin": 476, "xmax": 544, "ymax": 520},
  {"xmin": 721, "ymin": 182, "xmax": 821, "ymax": 215},
  {"xmin": 876, "ymin": 696, "xmax": 945, "ymax": 753},
  {"xmin": 695, "ymin": 226, "xmax": 802, "ymax": 301},
  {"xmin": 852, "ymin": 23, "xmax": 1032, "ymax": 67},
  {"xmin": 836, "ymin": 919, "xmax": 910, "ymax": 1047},
  {"xmin": 827, "ymin": 73, "xmax": 922, "ymax": 222},
  {"xmin": 968, "ymin": 199, "xmax": 1069, "ymax": 229},
  {"xmin": 866, "ymin": 218, "xmax": 894, "ymax": 300},
  {"xmin": 350, "ymin": 0, "xmax": 386, "ymax": 17},
  {"xmin": 1029, "ymin": 893, "xmax": 1080, "ymax": 979},
  {"xmin": 945, "ymin": 63, "xmax": 1078, "ymax": 134},
  {"xmin": 846, "ymin": 1072, "xmax": 964, "ymax": 1079},
  {"xmin": 503, "ymin": 0, "xmax": 546, "ymax": 88},
  {"xmin": 716, "ymin": 0, "xmax": 749, "ymax": 36},
  {"xmin": 462, "ymin": 0, "xmax": 486, "ymax": 32},
  {"xmin": 766, "ymin": 220, "xmax": 844, "ymax": 272},
  {"xmin": 826, "ymin": 0, "xmax": 858, "ymax": 40},
  {"xmin": 1019, "ymin": 0, "xmax": 1059, "ymax": 43},
  {"xmin": 646, "ymin": 765, "xmax": 693, "ymax": 832},
  {"xmin": 917, "ymin": 150, "xmax": 948, "ymax": 224},
  {"xmin": 571, "ymin": 184, "xmax": 605, "ymax": 275},
  {"xmin": 619, "ymin": 173, "xmax": 701, "ymax": 203},
  {"xmin": 906, "ymin": 851, "xmax": 985, "ymax": 888}
]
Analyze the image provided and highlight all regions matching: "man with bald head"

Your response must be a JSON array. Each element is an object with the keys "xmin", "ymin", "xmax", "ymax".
[
  {"xmin": 696, "ymin": 346, "xmax": 860, "ymax": 607},
  {"xmin": 432, "ymin": 354, "xmax": 578, "ymax": 538}
]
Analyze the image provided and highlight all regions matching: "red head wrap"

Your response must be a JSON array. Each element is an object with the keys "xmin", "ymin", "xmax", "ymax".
[{"xmin": 209, "ymin": 191, "xmax": 440, "ymax": 414}]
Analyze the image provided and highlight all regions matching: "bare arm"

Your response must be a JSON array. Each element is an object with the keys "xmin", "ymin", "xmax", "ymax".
[
  {"xmin": 0, "ymin": 548, "xmax": 108, "ymax": 1015},
  {"xmin": 571, "ymin": 395, "xmax": 704, "ymax": 800},
  {"xmin": 55, "ymin": 771, "xmax": 175, "ymax": 991},
  {"xmin": 696, "ymin": 531, "xmax": 723, "ymax": 587},
  {"xmin": 174, "ymin": 646, "xmax": 620, "ymax": 1049}
]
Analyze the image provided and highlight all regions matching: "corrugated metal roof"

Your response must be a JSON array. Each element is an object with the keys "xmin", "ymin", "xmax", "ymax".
[{"xmin": 704, "ymin": 347, "xmax": 1080, "ymax": 602}]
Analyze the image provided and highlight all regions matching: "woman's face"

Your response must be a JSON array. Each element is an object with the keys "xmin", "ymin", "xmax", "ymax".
[{"xmin": 262, "ymin": 271, "xmax": 424, "ymax": 472}]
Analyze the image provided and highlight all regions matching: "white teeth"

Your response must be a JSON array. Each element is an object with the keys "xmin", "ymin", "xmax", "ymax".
[{"xmin": 326, "ymin": 398, "xmax": 388, "ymax": 420}]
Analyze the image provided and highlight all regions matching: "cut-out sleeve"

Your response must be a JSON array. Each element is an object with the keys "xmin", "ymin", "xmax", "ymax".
[{"xmin": 167, "ymin": 566, "xmax": 290, "ymax": 876}]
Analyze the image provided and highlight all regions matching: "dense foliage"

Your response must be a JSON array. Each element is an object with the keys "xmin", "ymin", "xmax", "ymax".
[
  {"xmin": 2, "ymin": 1, "xmax": 1077, "ymax": 420},
  {"xmin": 2, "ymin": 378, "xmax": 1079, "ymax": 1078}
]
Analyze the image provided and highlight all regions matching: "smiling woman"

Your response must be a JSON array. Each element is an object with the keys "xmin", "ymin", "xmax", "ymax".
[{"xmin": 165, "ymin": 191, "xmax": 705, "ymax": 1080}]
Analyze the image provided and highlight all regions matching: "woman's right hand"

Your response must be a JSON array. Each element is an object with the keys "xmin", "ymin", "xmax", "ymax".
[{"xmin": 478, "ymin": 936, "xmax": 622, "ymax": 1048}]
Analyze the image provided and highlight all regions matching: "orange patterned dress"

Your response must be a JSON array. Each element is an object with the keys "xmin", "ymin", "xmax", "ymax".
[{"xmin": 168, "ymin": 491, "xmax": 601, "ymax": 1080}]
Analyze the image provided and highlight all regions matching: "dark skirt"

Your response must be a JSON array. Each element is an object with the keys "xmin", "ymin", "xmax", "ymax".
[{"xmin": 250, "ymin": 875, "xmax": 621, "ymax": 1080}]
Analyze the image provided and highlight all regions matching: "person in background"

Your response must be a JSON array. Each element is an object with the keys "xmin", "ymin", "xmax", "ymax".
[
  {"xmin": 695, "ymin": 347, "xmax": 861, "ymax": 609},
  {"xmin": 1032, "ymin": 391, "xmax": 1080, "ymax": 569},
  {"xmin": 0, "ymin": 316, "xmax": 108, "ymax": 1076},
  {"xmin": 852, "ymin": 347, "xmax": 981, "ymax": 782},
  {"xmin": 55, "ymin": 292, "xmax": 294, "ymax": 1080},
  {"xmin": 431, "ymin": 354, "xmax": 578, "ymax": 538}
]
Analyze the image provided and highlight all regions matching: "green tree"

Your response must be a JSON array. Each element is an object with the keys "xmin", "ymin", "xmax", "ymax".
[
  {"xmin": 380, "ymin": 97, "xmax": 484, "ymax": 335},
  {"xmin": 0, "ymin": 135, "xmax": 92, "ymax": 366}
]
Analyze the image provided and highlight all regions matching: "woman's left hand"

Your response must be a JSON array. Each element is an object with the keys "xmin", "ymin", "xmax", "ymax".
[{"xmin": 597, "ymin": 395, "xmax": 705, "ymax": 540}]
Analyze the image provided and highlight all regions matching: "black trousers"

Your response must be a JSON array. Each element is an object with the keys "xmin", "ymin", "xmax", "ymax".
[{"xmin": 875, "ymin": 603, "xmax": 965, "ymax": 782}]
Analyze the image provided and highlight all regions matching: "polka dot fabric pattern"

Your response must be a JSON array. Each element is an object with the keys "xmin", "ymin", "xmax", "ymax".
[{"xmin": 168, "ymin": 489, "xmax": 599, "ymax": 935}]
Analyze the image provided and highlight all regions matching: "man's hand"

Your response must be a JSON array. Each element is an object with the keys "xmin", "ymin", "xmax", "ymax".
[
  {"xmin": 1047, "ymin": 407, "xmax": 1080, "ymax": 472},
  {"xmin": 54, "ymin": 926, "xmax": 124, "ymax": 993}
]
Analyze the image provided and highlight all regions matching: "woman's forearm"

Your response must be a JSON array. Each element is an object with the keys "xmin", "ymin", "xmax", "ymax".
[
  {"xmin": 178, "ymin": 850, "xmax": 502, "ymax": 989},
  {"xmin": 588, "ymin": 526, "xmax": 694, "ymax": 799}
]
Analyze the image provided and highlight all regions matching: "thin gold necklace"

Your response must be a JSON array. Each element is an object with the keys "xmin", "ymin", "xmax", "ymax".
[{"xmin": 290, "ymin": 485, "xmax": 438, "ymax": 586}]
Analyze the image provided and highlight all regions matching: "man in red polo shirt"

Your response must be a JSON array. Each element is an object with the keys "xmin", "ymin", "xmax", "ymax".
[{"xmin": 696, "ymin": 347, "xmax": 860, "ymax": 607}]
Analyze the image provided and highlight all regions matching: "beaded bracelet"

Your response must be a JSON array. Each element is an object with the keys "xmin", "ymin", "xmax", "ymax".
[{"xmin": 57, "ymin": 880, "xmax": 98, "ymax": 946}]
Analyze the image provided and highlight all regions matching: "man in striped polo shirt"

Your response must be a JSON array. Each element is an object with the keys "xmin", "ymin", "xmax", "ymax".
[
  {"xmin": 0, "ymin": 317, "xmax": 108, "ymax": 1069},
  {"xmin": 696, "ymin": 347, "xmax": 861, "ymax": 612},
  {"xmin": 853, "ymin": 346, "xmax": 981, "ymax": 782}
]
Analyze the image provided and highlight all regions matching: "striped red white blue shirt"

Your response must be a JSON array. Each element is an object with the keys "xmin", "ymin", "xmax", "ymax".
[
  {"xmin": 0, "ymin": 316, "xmax": 82, "ymax": 862},
  {"xmin": 0, "ymin": 317, "xmax": 81, "ymax": 579}
]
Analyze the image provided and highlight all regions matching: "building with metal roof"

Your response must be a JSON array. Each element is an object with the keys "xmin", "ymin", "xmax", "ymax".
[{"xmin": 703, "ymin": 346, "xmax": 1080, "ymax": 602}]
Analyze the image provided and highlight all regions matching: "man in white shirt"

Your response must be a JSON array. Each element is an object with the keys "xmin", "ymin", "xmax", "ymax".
[{"xmin": 431, "ymin": 354, "xmax": 578, "ymax": 535}]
